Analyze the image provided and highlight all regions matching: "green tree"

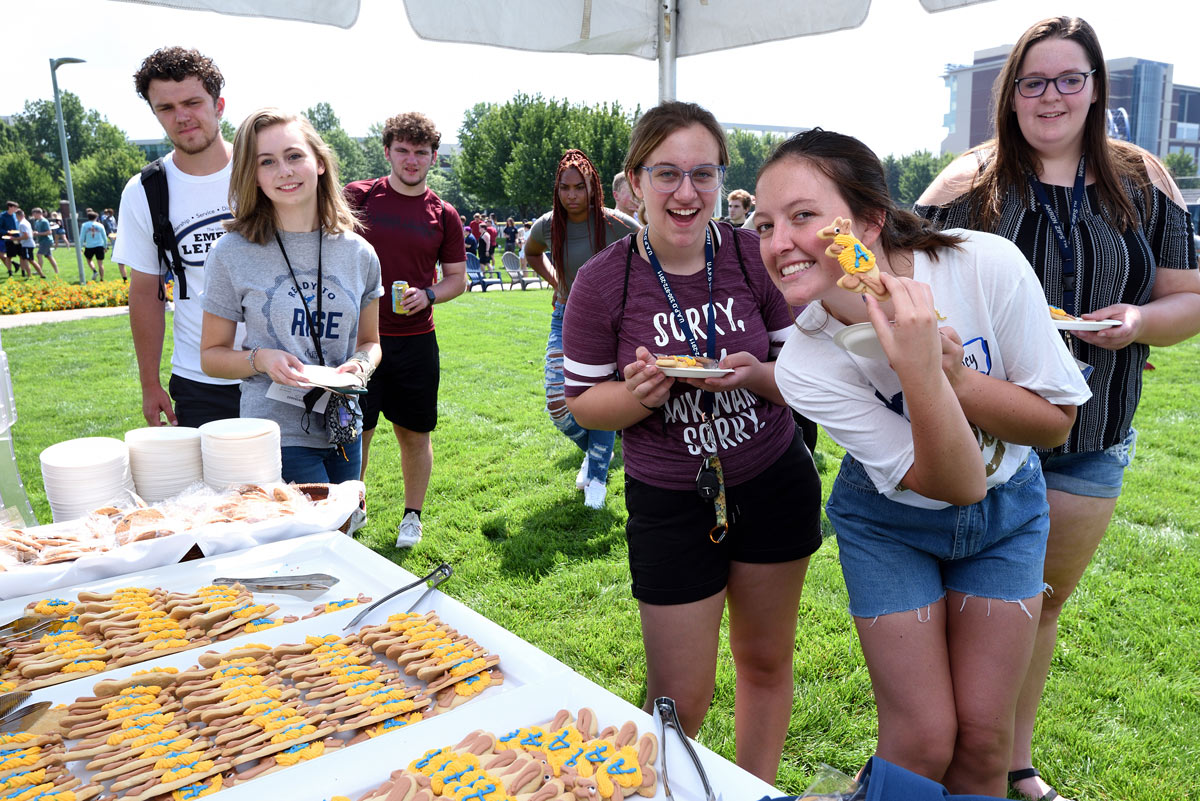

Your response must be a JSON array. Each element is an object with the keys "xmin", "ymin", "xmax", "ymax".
[
  {"xmin": 895, "ymin": 150, "xmax": 954, "ymax": 207},
  {"xmin": 502, "ymin": 98, "xmax": 574, "ymax": 218},
  {"xmin": 426, "ymin": 157, "xmax": 476, "ymax": 217},
  {"xmin": 221, "ymin": 119, "xmax": 236, "ymax": 143},
  {"xmin": 0, "ymin": 119, "xmax": 24, "ymax": 156},
  {"xmin": 724, "ymin": 129, "xmax": 781, "ymax": 200},
  {"xmin": 12, "ymin": 92, "xmax": 104, "ymax": 172},
  {"xmin": 302, "ymin": 102, "xmax": 369, "ymax": 183},
  {"xmin": 73, "ymin": 144, "xmax": 148, "ymax": 213},
  {"xmin": 456, "ymin": 96, "xmax": 538, "ymax": 212},
  {"xmin": 0, "ymin": 153, "xmax": 59, "ymax": 212},
  {"xmin": 570, "ymin": 101, "xmax": 635, "ymax": 204},
  {"xmin": 358, "ymin": 122, "xmax": 388, "ymax": 181},
  {"xmin": 1163, "ymin": 151, "xmax": 1197, "ymax": 179}
]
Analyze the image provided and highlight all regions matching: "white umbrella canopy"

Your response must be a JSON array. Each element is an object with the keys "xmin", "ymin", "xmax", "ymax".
[
  {"xmin": 403, "ymin": 0, "xmax": 993, "ymax": 59},
  {"xmin": 113, "ymin": 0, "xmax": 995, "ymax": 98},
  {"xmin": 109, "ymin": 0, "xmax": 361, "ymax": 28}
]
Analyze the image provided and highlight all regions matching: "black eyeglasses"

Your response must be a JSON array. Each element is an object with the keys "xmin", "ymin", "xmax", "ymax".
[
  {"xmin": 1014, "ymin": 70, "xmax": 1096, "ymax": 98},
  {"xmin": 639, "ymin": 164, "xmax": 726, "ymax": 193}
]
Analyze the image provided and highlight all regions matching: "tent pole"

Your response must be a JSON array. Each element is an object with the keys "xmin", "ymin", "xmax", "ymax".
[{"xmin": 657, "ymin": 0, "xmax": 677, "ymax": 101}]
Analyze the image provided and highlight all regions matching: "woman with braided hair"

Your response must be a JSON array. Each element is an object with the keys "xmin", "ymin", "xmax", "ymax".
[{"xmin": 526, "ymin": 148, "xmax": 639, "ymax": 508}]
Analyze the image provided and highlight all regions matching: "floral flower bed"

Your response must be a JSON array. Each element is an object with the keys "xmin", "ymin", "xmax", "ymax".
[{"xmin": 0, "ymin": 279, "xmax": 172, "ymax": 315}]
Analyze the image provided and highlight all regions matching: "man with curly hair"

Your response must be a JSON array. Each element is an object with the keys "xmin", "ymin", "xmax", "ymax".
[
  {"xmin": 115, "ymin": 46, "xmax": 242, "ymax": 428},
  {"xmin": 344, "ymin": 112, "xmax": 468, "ymax": 547}
]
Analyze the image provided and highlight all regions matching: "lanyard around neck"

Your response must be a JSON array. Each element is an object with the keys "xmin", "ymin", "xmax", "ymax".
[
  {"xmin": 641, "ymin": 225, "xmax": 716, "ymax": 360},
  {"xmin": 274, "ymin": 230, "xmax": 325, "ymax": 366},
  {"xmin": 1028, "ymin": 154, "xmax": 1086, "ymax": 311}
]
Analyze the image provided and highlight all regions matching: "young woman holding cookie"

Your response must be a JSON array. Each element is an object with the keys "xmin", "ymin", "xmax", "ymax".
[
  {"xmin": 201, "ymin": 109, "xmax": 382, "ymax": 483},
  {"xmin": 756, "ymin": 129, "xmax": 1092, "ymax": 795},
  {"xmin": 915, "ymin": 17, "xmax": 1200, "ymax": 801},
  {"xmin": 562, "ymin": 101, "xmax": 822, "ymax": 783}
]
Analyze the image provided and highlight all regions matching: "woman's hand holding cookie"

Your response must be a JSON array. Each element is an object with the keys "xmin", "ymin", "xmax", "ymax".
[{"xmin": 624, "ymin": 346, "xmax": 674, "ymax": 409}]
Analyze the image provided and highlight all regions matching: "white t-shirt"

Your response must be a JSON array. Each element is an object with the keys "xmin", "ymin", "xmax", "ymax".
[
  {"xmin": 17, "ymin": 219, "xmax": 34, "ymax": 247},
  {"xmin": 113, "ymin": 152, "xmax": 242, "ymax": 385},
  {"xmin": 776, "ymin": 229, "xmax": 1093, "ymax": 510}
]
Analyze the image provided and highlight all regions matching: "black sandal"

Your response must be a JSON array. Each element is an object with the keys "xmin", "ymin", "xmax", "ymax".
[{"xmin": 1008, "ymin": 768, "xmax": 1059, "ymax": 801}]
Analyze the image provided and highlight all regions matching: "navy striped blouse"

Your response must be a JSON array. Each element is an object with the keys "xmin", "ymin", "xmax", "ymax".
[{"xmin": 916, "ymin": 177, "xmax": 1197, "ymax": 454}]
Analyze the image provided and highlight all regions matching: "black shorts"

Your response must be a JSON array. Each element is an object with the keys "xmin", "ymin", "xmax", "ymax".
[
  {"xmin": 20, "ymin": 246, "xmax": 34, "ymax": 260},
  {"xmin": 84, "ymin": 246, "xmax": 105, "ymax": 261},
  {"xmin": 625, "ymin": 427, "xmax": 823, "ymax": 605},
  {"xmin": 361, "ymin": 331, "xmax": 440, "ymax": 433},
  {"xmin": 3, "ymin": 240, "xmax": 19, "ymax": 258},
  {"xmin": 168, "ymin": 374, "xmax": 242, "ymax": 428}
]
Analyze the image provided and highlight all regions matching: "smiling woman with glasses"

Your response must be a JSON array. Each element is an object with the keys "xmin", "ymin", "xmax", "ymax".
[
  {"xmin": 917, "ymin": 16, "xmax": 1200, "ymax": 801},
  {"xmin": 558, "ymin": 100, "xmax": 822, "ymax": 784}
]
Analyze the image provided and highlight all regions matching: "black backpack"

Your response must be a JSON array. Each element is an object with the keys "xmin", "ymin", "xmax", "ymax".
[{"xmin": 139, "ymin": 158, "xmax": 190, "ymax": 301}]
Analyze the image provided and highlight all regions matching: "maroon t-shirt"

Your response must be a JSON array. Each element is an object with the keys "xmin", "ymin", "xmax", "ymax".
[
  {"xmin": 344, "ymin": 178, "xmax": 466, "ymax": 336},
  {"xmin": 563, "ymin": 222, "xmax": 796, "ymax": 490}
]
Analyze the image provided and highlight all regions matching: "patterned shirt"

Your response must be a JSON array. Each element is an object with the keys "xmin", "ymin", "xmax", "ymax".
[{"xmin": 916, "ymin": 174, "xmax": 1197, "ymax": 453}]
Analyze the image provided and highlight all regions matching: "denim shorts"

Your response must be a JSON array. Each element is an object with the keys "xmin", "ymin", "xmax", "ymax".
[
  {"xmin": 826, "ymin": 454, "xmax": 1049, "ymax": 618},
  {"xmin": 1037, "ymin": 428, "xmax": 1136, "ymax": 499},
  {"xmin": 281, "ymin": 439, "xmax": 362, "ymax": 484}
]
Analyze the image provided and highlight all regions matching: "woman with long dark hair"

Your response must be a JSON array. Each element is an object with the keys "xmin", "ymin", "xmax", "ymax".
[
  {"xmin": 525, "ymin": 149, "xmax": 639, "ymax": 508},
  {"xmin": 201, "ymin": 108, "xmax": 382, "ymax": 483},
  {"xmin": 917, "ymin": 17, "xmax": 1200, "ymax": 800},
  {"xmin": 758, "ymin": 128, "xmax": 1091, "ymax": 795},
  {"xmin": 562, "ymin": 103, "xmax": 822, "ymax": 783}
]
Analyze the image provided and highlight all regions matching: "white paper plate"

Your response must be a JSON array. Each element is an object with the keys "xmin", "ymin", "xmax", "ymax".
[
  {"xmin": 198, "ymin": 417, "xmax": 280, "ymax": 440},
  {"xmin": 1053, "ymin": 319, "xmax": 1121, "ymax": 331},
  {"xmin": 658, "ymin": 365, "xmax": 734, "ymax": 378},
  {"xmin": 298, "ymin": 364, "xmax": 362, "ymax": 389},
  {"xmin": 40, "ymin": 437, "xmax": 128, "ymax": 469},
  {"xmin": 833, "ymin": 322, "xmax": 889, "ymax": 360},
  {"xmin": 125, "ymin": 426, "xmax": 202, "ymax": 443}
]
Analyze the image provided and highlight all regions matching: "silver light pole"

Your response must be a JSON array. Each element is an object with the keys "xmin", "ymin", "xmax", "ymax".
[{"xmin": 50, "ymin": 57, "xmax": 87, "ymax": 285}]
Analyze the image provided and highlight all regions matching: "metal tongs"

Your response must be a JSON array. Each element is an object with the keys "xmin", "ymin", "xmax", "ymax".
[
  {"xmin": 0, "ymin": 615, "xmax": 59, "ymax": 643},
  {"xmin": 343, "ymin": 563, "xmax": 452, "ymax": 631},
  {"xmin": 210, "ymin": 573, "xmax": 339, "ymax": 592},
  {"xmin": 655, "ymin": 696, "xmax": 717, "ymax": 801}
]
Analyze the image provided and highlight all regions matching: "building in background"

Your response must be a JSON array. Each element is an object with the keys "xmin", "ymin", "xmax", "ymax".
[{"xmin": 939, "ymin": 47, "xmax": 1200, "ymax": 170}]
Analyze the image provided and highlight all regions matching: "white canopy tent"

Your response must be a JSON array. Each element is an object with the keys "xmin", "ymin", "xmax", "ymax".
[{"xmin": 114, "ymin": 0, "xmax": 996, "ymax": 100}]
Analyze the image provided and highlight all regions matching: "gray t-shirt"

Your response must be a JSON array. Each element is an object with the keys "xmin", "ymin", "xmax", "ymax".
[
  {"xmin": 203, "ymin": 229, "xmax": 383, "ymax": 449},
  {"xmin": 529, "ymin": 208, "xmax": 639, "ymax": 301}
]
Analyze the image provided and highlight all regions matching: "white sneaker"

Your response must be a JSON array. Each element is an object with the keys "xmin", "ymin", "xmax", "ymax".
[
  {"xmin": 395, "ymin": 511, "xmax": 423, "ymax": 548},
  {"xmin": 575, "ymin": 456, "xmax": 589, "ymax": 491},
  {"xmin": 583, "ymin": 479, "xmax": 607, "ymax": 509}
]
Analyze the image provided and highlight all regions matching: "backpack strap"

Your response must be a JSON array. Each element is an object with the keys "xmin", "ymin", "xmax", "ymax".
[{"xmin": 139, "ymin": 158, "xmax": 189, "ymax": 301}]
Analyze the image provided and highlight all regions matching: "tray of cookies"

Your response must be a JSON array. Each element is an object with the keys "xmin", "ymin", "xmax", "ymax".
[{"xmin": 0, "ymin": 481, "xmax": 366, "ymax": 600}]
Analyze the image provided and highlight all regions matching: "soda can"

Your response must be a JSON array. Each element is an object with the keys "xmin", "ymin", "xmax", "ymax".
[{"xmin": 392, "ymin": 281, "xmax": 409, "ymax": 315}]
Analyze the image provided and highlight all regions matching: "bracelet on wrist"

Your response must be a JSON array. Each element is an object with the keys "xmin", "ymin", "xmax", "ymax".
[
  {"xmin": 639, "ymin": 401, "xmax": 657, "ymax": 412},
  {"xmin": 247, "ymin": 346, "xmax": 263, "ymax": 376}
]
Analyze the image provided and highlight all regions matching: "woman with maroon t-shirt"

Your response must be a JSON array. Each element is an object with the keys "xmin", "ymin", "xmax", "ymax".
[{"xmin": 561, "ymin": 102, "xmax": 821, "ymax": 784}]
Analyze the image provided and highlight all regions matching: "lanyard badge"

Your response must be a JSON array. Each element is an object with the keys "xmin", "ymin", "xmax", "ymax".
[{"xmin": 643, "ymin": 226, "xmax": 728, "ymax": 543}]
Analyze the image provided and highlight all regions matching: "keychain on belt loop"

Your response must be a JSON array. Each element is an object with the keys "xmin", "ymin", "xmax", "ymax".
[{"xmin": 696, "ymin": 413, "xmax": 728, "ymax": 543}]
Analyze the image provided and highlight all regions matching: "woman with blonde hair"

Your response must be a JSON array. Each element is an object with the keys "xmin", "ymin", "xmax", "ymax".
[
  {"xmin": 917, "ymin": 16, "xmax": 1199, "ymax": 800},
  {"xmin": 201, "ymin": 108, "xmax": 382, "ymax": 483}
]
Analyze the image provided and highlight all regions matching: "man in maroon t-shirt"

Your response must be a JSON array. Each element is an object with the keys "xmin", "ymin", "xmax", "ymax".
[{"xmin": 344, "ymin": 112, "xmax": 467, "ymax": 548}]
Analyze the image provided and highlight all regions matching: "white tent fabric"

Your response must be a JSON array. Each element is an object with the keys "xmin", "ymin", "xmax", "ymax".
[
  {"xmin": 403, "ymin": 0, "xmax": 995, "ymax": 58},
  {"xmin": 110, "ymin": 0, "xmax": 361, "ymax": 28}
]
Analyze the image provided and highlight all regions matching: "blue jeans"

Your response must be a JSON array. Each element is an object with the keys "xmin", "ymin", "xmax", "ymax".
[
  {"xmin": 827, "ymin": 454, "xmax": 1049, "ymax": 618},
  {"xmin": 281, "ymin": 439, "xmax": 362, "ymax": 484},
  {"xmin": 546, "ymin": 301, "xmax": 615, "ymax": 483},
  {"xmin": 1037, "ymin": 427, "xmax": 1136, "ymax": 499}
]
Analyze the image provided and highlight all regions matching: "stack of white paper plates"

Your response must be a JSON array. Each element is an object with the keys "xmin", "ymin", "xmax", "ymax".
[
  {"xmin": 125, "ymin": 426, "xmax": 203, "ymax": 502},
  {"xmin": 40, "ymin": 437, "xmax": 136, "ymax": 522},
  {"xmin": 199, "ymin": 418, "xmax": 282, "ymax": 488}
]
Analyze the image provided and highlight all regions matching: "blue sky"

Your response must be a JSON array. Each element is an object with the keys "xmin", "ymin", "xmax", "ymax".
[{"xmin": 9, "ymin": 0, "xmax": 1199, "ymax": 159}]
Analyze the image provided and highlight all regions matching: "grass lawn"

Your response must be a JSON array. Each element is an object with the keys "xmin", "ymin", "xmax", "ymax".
[{"xmin": 3, "ymin": 288, "xmax": 1198, "ymax": 799}]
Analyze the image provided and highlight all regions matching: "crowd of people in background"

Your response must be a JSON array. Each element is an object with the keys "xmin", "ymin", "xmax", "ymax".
[
  {"xmin": 0, "ymin": 199, "xmax": 119, "ymax": 281},
  {"xmin": 5, "ymin": 13, "xmax": 1199, "ymax": 800}
]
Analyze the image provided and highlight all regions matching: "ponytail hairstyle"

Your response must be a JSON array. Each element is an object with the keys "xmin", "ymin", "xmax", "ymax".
[
  {"xmin": 226, "ymin": 108, "xmax": 360, "ymax": 245},
  {"xmin": 759, "ymin": 128, "xmax": 965, "ymax": 260},
  {"xmin": 550, "ymin": 149, "xmax": 607, "ymax": 283}
]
